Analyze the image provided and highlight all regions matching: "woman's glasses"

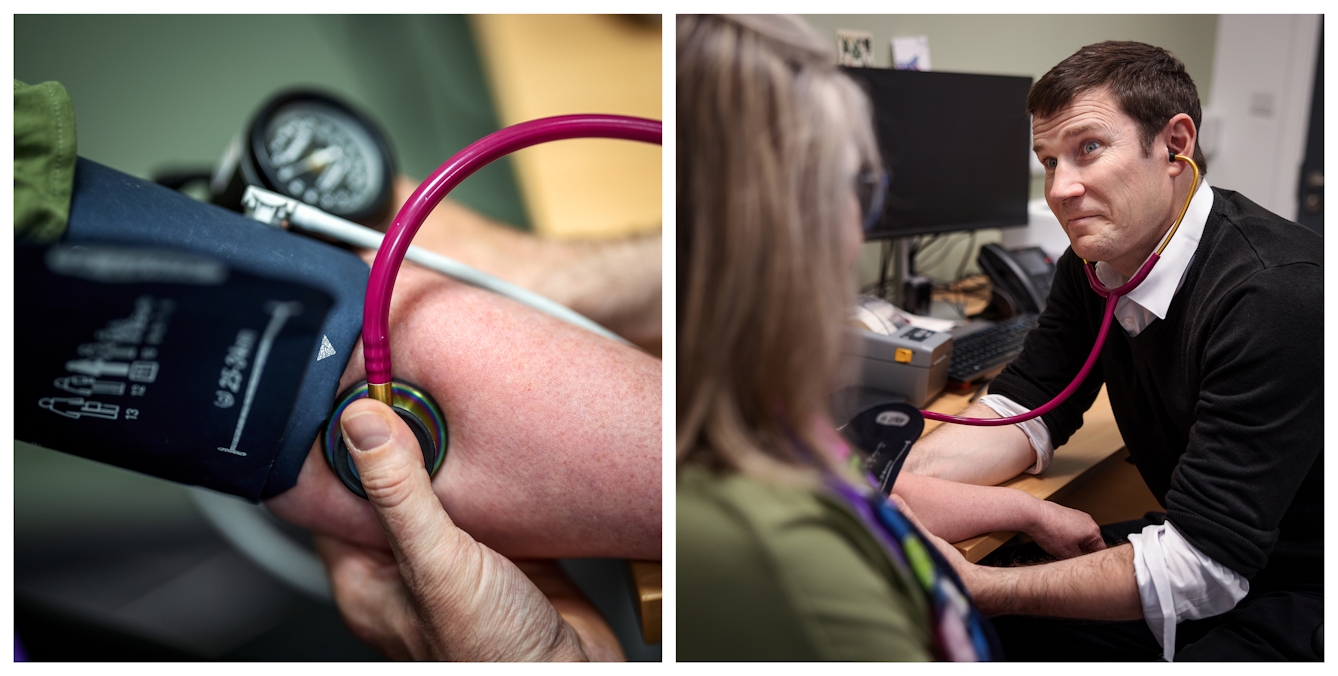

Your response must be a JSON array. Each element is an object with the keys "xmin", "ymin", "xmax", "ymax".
[{"xmin": 856, "ymin": 169, "xmax": 889, "ymax": 232}]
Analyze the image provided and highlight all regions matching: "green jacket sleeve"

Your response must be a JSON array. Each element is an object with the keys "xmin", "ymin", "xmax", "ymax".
[
  {"xmin": 14, "ymin": 79, "xmax": 77, "ymax": 243},
  {"xmin": 678, "ymin": 466, "xmax": 933, "ymax": 661}
]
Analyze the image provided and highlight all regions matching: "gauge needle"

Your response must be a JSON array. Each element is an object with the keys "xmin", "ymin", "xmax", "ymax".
[
  {"xmin": 316, "ymin": 158, "xmax": 349, "ymax": 193},
  {"xmin": 278, "ymin": 146, "xmax": 343, "ymax": 182}
]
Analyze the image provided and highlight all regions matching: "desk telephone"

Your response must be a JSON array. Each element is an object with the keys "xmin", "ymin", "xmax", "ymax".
[{"xmin": 978, "ymin": 243, "xmax": 1055, "ymax": 317}]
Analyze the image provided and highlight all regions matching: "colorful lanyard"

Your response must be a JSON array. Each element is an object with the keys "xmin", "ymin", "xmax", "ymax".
[{"xmin": 827, "ymin": 477, "xmax": 1001, "ymax": 661}]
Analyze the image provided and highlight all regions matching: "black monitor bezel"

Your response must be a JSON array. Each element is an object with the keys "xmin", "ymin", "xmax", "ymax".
[{"xmin": 842, "ymin": 66, "xmax": 1033, "ymax": 241}]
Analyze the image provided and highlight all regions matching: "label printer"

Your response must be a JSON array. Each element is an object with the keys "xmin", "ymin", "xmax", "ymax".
[{"xmin": 841, "ymin": 296, "xmax": 952, "ymax": 408}]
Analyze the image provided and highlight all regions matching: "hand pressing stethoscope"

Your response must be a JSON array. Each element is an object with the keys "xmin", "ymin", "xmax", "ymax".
[{"xmin": 308, "ymin": 115, "xmax": 662, "ymax": 497}]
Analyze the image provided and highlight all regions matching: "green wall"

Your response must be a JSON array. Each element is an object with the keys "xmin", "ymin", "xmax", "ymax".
[
  {"xmin": 12, "ymin": 13, "xmax": 531, "ymax": 562},
  {"xmin": 14, "ymin": 15, "xmax": 529, "ymax": 227}
]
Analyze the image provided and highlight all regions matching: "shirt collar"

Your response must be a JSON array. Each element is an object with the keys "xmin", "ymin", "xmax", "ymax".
[{"xmin": 1094, "ymin": 180, "xmax": 1213, "ymax": 320}]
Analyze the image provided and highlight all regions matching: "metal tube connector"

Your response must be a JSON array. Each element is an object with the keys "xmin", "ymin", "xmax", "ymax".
[{"xmin": 367, "ymin": 381, "xmax": 393, "ymax": 405}]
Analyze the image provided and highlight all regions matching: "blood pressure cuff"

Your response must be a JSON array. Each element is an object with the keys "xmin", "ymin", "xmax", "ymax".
[{"xmin": 15, "ymin": 158, "xmax": 369, "ymax": 501}]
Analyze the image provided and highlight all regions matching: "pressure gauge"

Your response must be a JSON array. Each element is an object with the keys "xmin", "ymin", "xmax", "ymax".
[{"xmin": 212, "ymin": 89, "xmax": 396, "ymax": 226}]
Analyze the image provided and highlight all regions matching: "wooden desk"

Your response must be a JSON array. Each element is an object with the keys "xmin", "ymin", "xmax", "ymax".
[
  {"xmin": 628, "ymin": 560, "xmax": 662, "ymax": 644},
  {"xmin": 922, "ymin": 385, "xmax": 1131, "ymax": 563}
]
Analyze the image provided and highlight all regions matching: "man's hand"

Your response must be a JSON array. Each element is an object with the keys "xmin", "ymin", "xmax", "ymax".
[
  {"xmin": 895, "ymin": 496, "xmax": 1141, "ymax": 620},
  {"xmin": 316, "ymin": 398, "xmax": 623, "ymax": 661},
  {"xmin": 1026, "ymin": 500, "xmax": 1106, "ymax": 560}
]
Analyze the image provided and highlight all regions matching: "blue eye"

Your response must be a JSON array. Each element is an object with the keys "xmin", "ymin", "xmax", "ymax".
[
  {"xmin": 1044, "ymin": 158, "xmax": 1057, "ymax": 169},
  {"xmin": 1082, "ymin": 141, "xmax": 1100, "ymax": 154}
]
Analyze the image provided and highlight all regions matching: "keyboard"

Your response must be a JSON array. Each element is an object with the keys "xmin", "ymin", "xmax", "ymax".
[{"xmin": 947, "ymin": 313, "xmax": 1039, "ymax": 384}]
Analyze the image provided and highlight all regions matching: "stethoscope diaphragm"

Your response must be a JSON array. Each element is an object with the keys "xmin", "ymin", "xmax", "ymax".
[{"xmin": 322, "ymin": 379, "xmax": 447, "ymax": 499}]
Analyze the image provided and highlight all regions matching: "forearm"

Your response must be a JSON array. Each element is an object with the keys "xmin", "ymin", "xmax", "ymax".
[
  {"xmin": 528, "ymin": 233, "xmax": 662, "ymax": 355},
  {"xmin": 891, "ymin": 472, "xmax": 1046, "ymax": 543},
  {"xmin": 384, "ymin": 176, "xmax": 661, "ymax": 352},
  {"xmin": 903, "ymin": 402, "xmax": 1035, "ymax": 485},
  {"xmin": 967, "ymin": 544, "xmax": 1142, "ymax": 620}
]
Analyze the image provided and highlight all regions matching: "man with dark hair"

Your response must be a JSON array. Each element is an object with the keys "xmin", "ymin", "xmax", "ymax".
[
  {"xmin": 1026, "ymin": 41, "xmax": 1208, "ymax": 175},
  {"xmin": 903, "ymin": 41, "xmax": 1323, "ymax": 661}
]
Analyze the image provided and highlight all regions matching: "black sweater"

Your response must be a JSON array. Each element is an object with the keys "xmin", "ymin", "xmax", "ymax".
[{"xmin": 991, "ymin": 188, "xmax": 1323, "ymax": 583}]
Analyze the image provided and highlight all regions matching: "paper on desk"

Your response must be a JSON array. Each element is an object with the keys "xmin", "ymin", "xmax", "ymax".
[
  {"xmin": 851, "ymin": 294, "xmax": 959, "ymax": 334},
  {"xmin": 902, "ymin": 313, "xmax": 957, "ymax": 333}
]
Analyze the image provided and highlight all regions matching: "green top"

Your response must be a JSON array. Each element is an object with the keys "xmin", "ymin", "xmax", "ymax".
[
  {"xmin": 677, "ymin": 464, "xmax": 933, "ymax": 661},
  {"xmin": 14, "ymin": 79, "xmax": 77, "ymax": 243}
]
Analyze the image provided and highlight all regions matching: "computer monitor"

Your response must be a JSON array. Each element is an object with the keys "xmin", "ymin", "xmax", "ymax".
[{"xmin": 842, "ymin": 67, "xmax": 1033, "ymax": 240}]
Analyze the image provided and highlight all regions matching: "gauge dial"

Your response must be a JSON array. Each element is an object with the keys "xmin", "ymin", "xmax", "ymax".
[{"xmin": 241, "ymin": 90, "xmax": 396, "ymax": 225}]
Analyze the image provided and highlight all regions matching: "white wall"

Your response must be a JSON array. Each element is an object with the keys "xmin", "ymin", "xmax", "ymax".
[{"xmin": 1199, "ymin": 15, "xmax": 1321, "ymax": 221}]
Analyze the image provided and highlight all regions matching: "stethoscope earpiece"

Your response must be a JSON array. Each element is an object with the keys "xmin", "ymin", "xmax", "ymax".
[{"xmin": 322, "ymin": 380, "xmax": 448, "ymax": 499}]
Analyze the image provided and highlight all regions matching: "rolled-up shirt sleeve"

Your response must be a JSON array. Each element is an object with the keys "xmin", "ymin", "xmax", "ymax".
[
  {"xmin": 1128, "ymin": 521, "xmax": 1249, "ymax": 662},
  {"xmin": 979, "ymin": 392, "xmax": 1250, "ymax": 665},
  {"xmin": 977, "ymin": 394, "xmax": 1053, "ymax": 474}
]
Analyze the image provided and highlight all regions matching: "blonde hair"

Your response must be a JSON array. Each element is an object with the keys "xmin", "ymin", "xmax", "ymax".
[{"xmin": 677, "ymin": 15, "xmax": 880, "ymax": 483}]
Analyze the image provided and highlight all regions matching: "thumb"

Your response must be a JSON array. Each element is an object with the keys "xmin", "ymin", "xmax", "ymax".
[{"xmin": 341, "ymin": 397, "xmax": 462, "ymax": 566}]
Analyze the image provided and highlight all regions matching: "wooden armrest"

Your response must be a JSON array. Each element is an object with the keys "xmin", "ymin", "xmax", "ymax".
[{"xmin": 627, "ymin": 560, "xmax": 661, "ymax": 644}]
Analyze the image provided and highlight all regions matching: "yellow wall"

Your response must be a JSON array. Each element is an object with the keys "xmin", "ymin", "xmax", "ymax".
[{"xmin": 473, "ymin": 15, "xmax": 663, "ymax": 239}]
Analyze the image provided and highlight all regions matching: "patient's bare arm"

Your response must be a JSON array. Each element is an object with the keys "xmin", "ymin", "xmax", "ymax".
[
  {"xmin": 891, "ymin": 472, "xmax": 1104, "ymax": 560},
  {"xmin": 903, "ymin": 402, "xmax": 1036, "ymax": 486},
  {"xmin": 266, "ymin": 261, "xmax": 662, "ymax": 561}
]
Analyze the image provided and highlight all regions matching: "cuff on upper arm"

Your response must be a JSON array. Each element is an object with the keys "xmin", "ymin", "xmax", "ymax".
[
  {"xmin": 977, "ymin": 394, "xmax": 1053, "ymax": 474},
  {"xmin": 1127, "ymin": 521, "xmax": 1250, "ymax": 662}
]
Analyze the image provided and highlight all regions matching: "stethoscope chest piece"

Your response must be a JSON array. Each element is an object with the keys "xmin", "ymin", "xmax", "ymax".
[{"xmin": 322, "ymin": 380, "xmax": 448, "ymax": 499}]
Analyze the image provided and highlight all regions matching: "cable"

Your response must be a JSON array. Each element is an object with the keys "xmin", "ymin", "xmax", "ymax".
[
  {"xmin": 242, "ymin": 186, "xmax": 628, "ymax": 345},
  {"xmin": 876, "ymin": 240, "xmax": 891, "ymax": 298},
  {"xmin": 363, "ymin": 114, "xmax": 663, "ymax": 400},
  {"xmin": 915, "ymin": 233, "xmax": 959, "ymax": 275},
  {"xmin": 953, "ymin": 230, "xmax": 978, "ymax": 282},
  {"xmin": 187, "ymin": 487, "xmax": 331, "ymax": 602}
]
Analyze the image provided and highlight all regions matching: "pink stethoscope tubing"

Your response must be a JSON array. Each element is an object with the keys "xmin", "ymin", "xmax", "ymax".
[
  {"xmin": 361, "ymin": 114, "xmax": 662, "ymax": 398},
  {"xmin": 921, "ymin": 154, "xmax": 1199, "ymax": 426},
  {"xmin": 919, "ymin": 257, "xmax": 1153, "ymax": 426}
]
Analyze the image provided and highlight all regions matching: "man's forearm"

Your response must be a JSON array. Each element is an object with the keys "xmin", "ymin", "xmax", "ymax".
[
  {"xmin": 966, "ymin": 544, "xmax": 1142, "ymax": 620},
  {"xmin": 903, "ymin": 402, "xmax": 1036, "ymax": 486},
  {"xmin": 383, "ymin": 176, "xmax": 662, "ymax": 353},
  {"xmin": 528, "ymin": 233, "xmax": 662, "ymax": 355}
]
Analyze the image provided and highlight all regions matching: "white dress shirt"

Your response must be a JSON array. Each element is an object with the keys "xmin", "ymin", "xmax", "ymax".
[{"xmin": 979, "ymin": 181, "xmax": 1248, "ymax": 661}]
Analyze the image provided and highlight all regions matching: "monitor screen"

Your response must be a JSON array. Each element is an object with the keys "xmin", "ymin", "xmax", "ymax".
[{"xmin": 843, "ymin": 67, "xmax": 1033, "ymax": 239}]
